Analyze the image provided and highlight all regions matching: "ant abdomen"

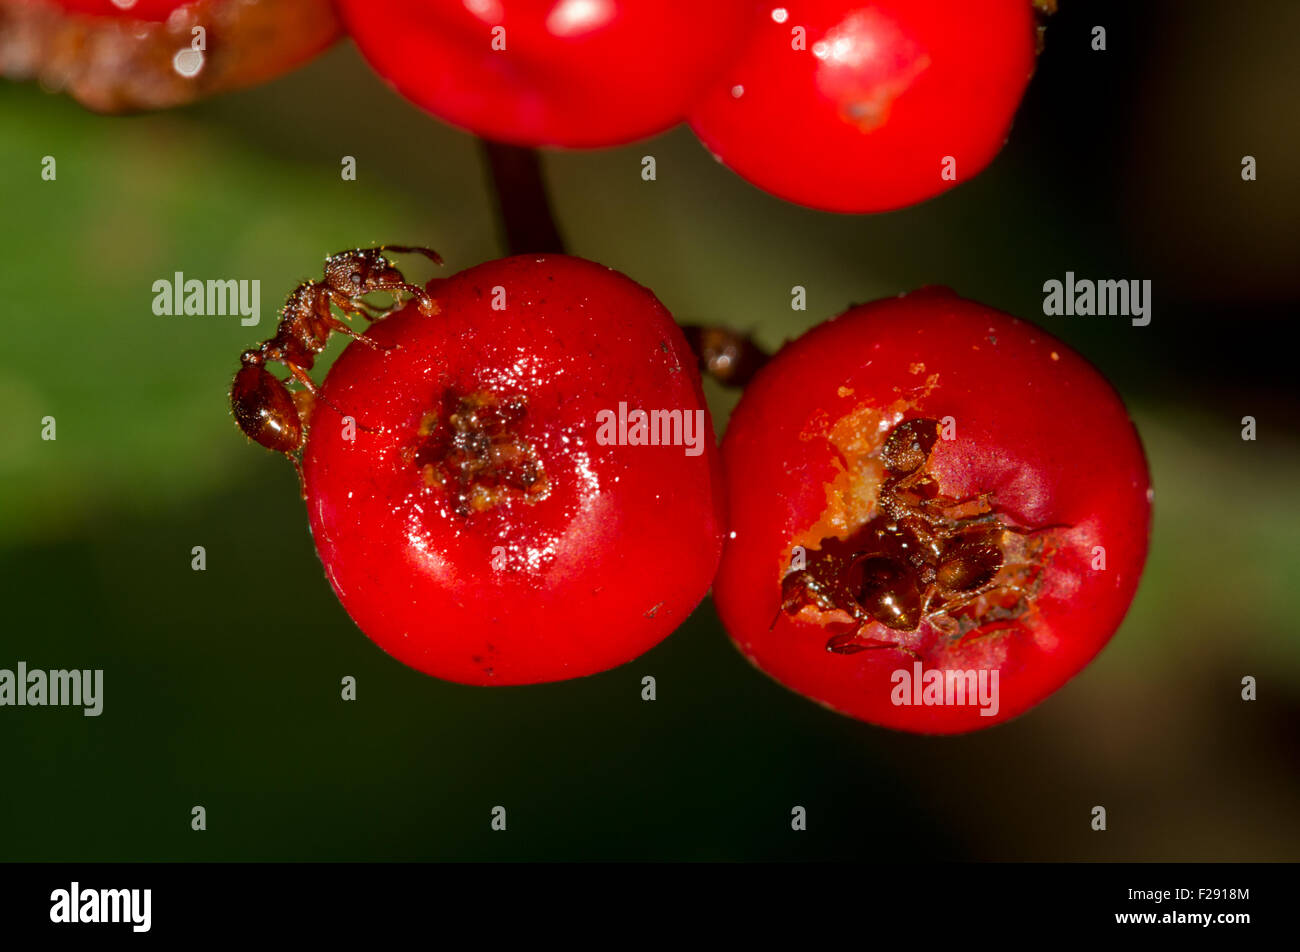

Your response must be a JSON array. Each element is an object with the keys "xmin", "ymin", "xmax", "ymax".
[
  {"xmin": 854, "ymin": 554, "xmax": 924, "ymax": 631},
  {"xmin": 231, "ymin": 365, "xmax": 302, "ymax": 455}
]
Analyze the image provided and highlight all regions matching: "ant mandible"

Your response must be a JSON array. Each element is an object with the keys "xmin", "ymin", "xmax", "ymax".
[
  {"xmin": 778, "ymin": 417, "xmax": 1063, "ymax": 657},
  {"xmin": 230, "ymin": 245, "xmax": 442, "ymax": 488}
]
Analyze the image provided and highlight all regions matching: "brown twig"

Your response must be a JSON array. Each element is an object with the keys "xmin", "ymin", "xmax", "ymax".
[{"xmin": 480, "ymin": 140, "xmax": 566, "ymax": 255}]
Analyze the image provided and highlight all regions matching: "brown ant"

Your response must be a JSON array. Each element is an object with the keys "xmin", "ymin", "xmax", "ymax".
[
  {"xmin": 230, "ymin": 245, "xmax": 442, "ymax": 487},
  {"xmin": 777, "ymin": 418, "xmax": 1064, "ymax": 657}
]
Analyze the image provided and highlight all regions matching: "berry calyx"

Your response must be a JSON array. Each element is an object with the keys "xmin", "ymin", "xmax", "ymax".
[{"xmin": 411, "ymin": 388, "xmax": 549, "ymax": 516}]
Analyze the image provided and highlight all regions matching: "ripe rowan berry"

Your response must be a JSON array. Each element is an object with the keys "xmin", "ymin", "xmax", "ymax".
[
  {"xmin": 713, "ymin": 288, "xmax": 1151, "ymax": 732},
  {"xmin": 690, "ymin": 0, "xmax": 1038, "ymax": 212},
  {"xmin": 299, "ymin": 254, "xmax": 725, "ymax": 685}
]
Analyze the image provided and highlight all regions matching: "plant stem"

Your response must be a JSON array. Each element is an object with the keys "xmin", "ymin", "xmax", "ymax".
[{"xmin": 481, "ymin": 140, "xmax": 566, "ymax": 255}]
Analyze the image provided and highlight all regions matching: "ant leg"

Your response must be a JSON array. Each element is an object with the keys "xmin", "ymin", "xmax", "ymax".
[
  {"xmin": 284, "ymin": 362, "xmax": 321, "ymax": 395},
  {"xmin": 928, "ymin": 573, "xmax": 1040, "ymax": 645},
  {"xmin": 929, "ymin": 612, "xmax": 962, "ymax": 639},
  {"xmin": 929, "ymin": 584, "xmax": 999, "ymax": 619},
  {"xmin": 289, "ymin": 454, "xmax": 307, "ymax": 500},
  {"xmin": 291, "ymin": 387, "xmax": 316, "ymax": 428},
  {"xmin": 327, "ymin": 299, "xmax": 393, "ymax": 344},
  {"xmin": 826, "ymin": 632, "xmax": 870, "ymax": 654},
  {"xmin": 826, "ymin": 628, "xmax": 922, "ymax": 661},
  {"xmin": 1001, "ymin": 522, "xmax": 1071, "ymax": 537},
  {"xmin": 342, "ymin": 301, "xmax": 389, "ymax": 323},
  {"xmin": 285, "ymin": 364, "xmax": 349, "ymax": 417},
  {"xmin": 922, "ymin": 491, "xmax": 996, "ymax": 521},
  {"xmin": 373, "ymin": 284, "xmax": 437, "ymax": 318},
  {"xmin": 955, "ymin": 619, "xmax": 1026, "ymax": 649},
  {"xmin": 284, "ymin": 364, "xmax": 384, "ymax": 436},
  {"xmin": 329, "ymin": 294, "xmax": 412, "ymax": 339},
  {"xmin": 940, "ymin": 490, "xmax": 995, "ymax": 507}
]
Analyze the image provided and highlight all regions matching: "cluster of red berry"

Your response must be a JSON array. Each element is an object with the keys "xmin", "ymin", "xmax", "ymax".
[
  {"xmin": 18, "ymin": 0, "xmax": 1151, "ymax": 733},
  {"xmin": 233, "ymin": 250, "xmax": 1150, "ymax": 735},
  {"xmin": 339, "ymin": 0, "xmax": 1041, "ymax": 211},
  {"xmin": 15, "ymin": 0, "xmax": 1040, "ymax": 211}
]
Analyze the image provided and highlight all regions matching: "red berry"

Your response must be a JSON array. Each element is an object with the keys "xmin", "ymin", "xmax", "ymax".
[
  {"xmin": 690, "ymin": 1, "xmax": 1038, "ymax": 212},
  {"xmin": 1, "ymin": 0, "xmax": 340, "ymax": 112},
  {"xmin": 336, "ymin": 0, "xmax": 756, "ymax": 148},
  {"xmin": 714, "ymin": 288, "xmax": 1151, "ymax": 733},
  {"xmin": 302, "ymin": 254, "xmax": 725, "ymax": 685}
]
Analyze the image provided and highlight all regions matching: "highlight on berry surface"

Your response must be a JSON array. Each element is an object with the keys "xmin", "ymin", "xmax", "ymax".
[
  {"xmin": 334, "ymin": 0, "xmax": 758, "ymax": 148},
  {"xmin": 713, "ymin": 287, "xmax": 1152, "ymax": 733}
]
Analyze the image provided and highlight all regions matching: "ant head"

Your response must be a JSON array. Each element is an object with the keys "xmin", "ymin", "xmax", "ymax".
[
  {"xmin": 780, "ymin": 568, "xmax": 837, "ymax": 617},
  {"xmin": 880, "ymin": 417, "xmax": 940, "ymax": 477},
  {"xmin": 323, "ymin": 248, "xmax": 405, "ymax": 296}
]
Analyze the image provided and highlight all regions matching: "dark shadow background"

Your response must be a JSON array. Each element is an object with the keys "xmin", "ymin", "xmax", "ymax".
[{"xmin": 1, "ymin": 1, "xmax": 1297, "ymax": 860}]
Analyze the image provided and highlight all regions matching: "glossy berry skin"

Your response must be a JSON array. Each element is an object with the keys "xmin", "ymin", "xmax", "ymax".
[
  {"xmin": 714, "ymin": 289, "xmax": 1151, "ymax": 733},
  {"xmin": 690, "ymin": 1, "xmax": 1037, "ymax": 212},
  {"xmin": 302, "ymin": 255, "xmax": 724, "ymax": 686},
  {"xmin": 336, "ymin": 0, "xmax": 756, "ymax": 148}
]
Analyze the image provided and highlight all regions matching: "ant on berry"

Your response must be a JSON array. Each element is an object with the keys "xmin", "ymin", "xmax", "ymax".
[
  {"xmin": 230, "ymin": 245, "xmax": 442, "ymax": 488},
  {"xmin": 777, "ymin": 417, "xmax": 1064, "ymax": 657}
]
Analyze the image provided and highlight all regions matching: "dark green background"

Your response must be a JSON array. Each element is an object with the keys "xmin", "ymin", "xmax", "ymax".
[{"xmin": 1, "ymin": 1, "xmax": 1297, "ymax": 860}]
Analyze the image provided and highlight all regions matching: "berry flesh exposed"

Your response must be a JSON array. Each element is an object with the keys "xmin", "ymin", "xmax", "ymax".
[
  {"xmin": 301, "ymin": 254, "xmax": 724, "ymax": 685},
  {"xmin": 714, "ymin": 288, "xmax": 1151, "ymax": 733},
  {"xmin": 336, "ymin": 0, "xmax": 756, "ymax": 148},
  {"xmin": 690, "ymin": 0, "xmax": 1038, "ymax": 212},
  {"xmin": 0, "ymin": 0, "xmax": 340, "ymax": 112}
]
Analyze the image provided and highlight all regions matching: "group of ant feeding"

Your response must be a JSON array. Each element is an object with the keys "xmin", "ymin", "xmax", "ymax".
[
  {"xmin": 230, "ymin": 246, "xmax": 1064, "ymax": 659},
  {"xmin": 777, "ymin": 418, "xmax": 1066, "ymax": 657}
]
